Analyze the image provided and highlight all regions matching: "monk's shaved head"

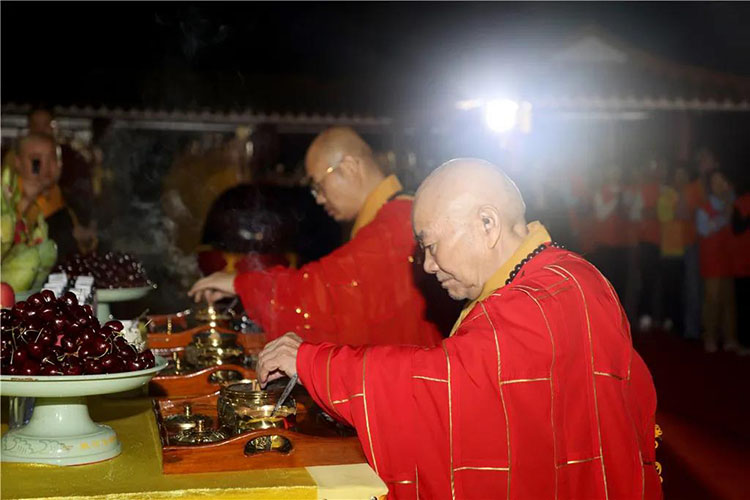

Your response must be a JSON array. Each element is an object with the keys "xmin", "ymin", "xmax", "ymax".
[
  {"xmin": 304, "ymin": 127, "xmax": 385, "ymax": 222},
  {"xmin": 412, "ymin": 158, "xmax": 529, "ymax": 301},
  {"xmin": 414, "ymin": 158, "xmax": 526, "ymax": 233},
  {"xmin": 305, "ymin": 127, "xmax": 376, "ymax": 173}
]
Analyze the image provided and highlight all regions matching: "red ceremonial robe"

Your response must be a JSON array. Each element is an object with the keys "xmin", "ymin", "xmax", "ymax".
[
  {"xmin": 297, "ymin": 222, "xmax": 662, "ymax": 499},
  {"xmin": 235, "ymin": 175, "xmax": 445, "ymax": 346}
]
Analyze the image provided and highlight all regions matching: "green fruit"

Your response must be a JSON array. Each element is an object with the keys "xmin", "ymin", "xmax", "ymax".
[
  {"xmin": 36, "ymin": 238, "xmax": 57, "ymax": 268},
  {"xmin": 1, "ymin": 243, "xmax": 41, "ymax": 291}
]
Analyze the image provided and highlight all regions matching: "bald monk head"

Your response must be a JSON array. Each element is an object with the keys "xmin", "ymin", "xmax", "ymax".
[
  {"xmin": 413, "ymin": 158, "xmax": 528, "ymax": 301},
  {"xmin": 305, "ymin": 127, "xmax": 385, "ymax": 221}
]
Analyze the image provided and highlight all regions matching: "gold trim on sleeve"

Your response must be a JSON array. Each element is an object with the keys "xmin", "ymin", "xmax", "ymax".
[{"xmin": 412, "ymin": 375, "xmax": 448, "ymax": 383}]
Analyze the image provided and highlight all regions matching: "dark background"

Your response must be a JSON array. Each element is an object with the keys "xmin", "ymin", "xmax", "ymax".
[{"xmin": 3, "ymin": 2, "xmax": 750, "ymax": 114}]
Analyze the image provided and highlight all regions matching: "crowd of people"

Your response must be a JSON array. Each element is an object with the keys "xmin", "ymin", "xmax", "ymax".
[{"xmin": 524, "ymin": 150, "xmax": 749, "ymax": 354}]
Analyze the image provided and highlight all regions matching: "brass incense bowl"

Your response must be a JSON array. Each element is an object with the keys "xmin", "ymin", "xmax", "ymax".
[
  {"xmin": 164, "ymin": 403, "xmax": 213, "ymax": 434},
  {"xmin": 171, "ymin": 418, "xmax": 227, "ymax": 445},
  {"xmin": 184, "ymin": 331, "xmax": 244, "ymax": 369},
  {"xmin": 217, "ymin": 381, "xmax": 297, "ymax": 436}
]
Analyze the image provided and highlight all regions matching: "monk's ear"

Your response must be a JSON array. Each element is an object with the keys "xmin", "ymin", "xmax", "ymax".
[
  {"xmin": 478, "ymin": 205, "xmax": 502, "ymax": 249},
  {"xmin": 338, "ymin": 155, "xmax": 361, "ymax": 182}
]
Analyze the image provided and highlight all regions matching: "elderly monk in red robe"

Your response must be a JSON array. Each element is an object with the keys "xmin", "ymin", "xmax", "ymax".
[
  {"xmin": 256, "ymin": 158, "xmax": 662, "ymax": 500},
  {"xmin": 189, "ymin": 127, "xmax": 448, "ymax": 346}
]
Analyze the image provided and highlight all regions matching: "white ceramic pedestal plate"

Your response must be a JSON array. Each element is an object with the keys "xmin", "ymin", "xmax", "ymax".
[
  {"xmin": 0, "ymin": 355, "xmax": 166, "ymax": 465},
  {"xmin": 96, "ymin": 285, "xmax": 155, "ymax": 324}
]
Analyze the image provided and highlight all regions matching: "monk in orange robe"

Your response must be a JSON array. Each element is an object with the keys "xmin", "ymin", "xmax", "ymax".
[
  {"xmin": 189, "ymin": 127, "xmax": 452, "ymax": 346},
  {"xmin": 257, "ymin": 159, "xmax": 662, "ymax": 499}
]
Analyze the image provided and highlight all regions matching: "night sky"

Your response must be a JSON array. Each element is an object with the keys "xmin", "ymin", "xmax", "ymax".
[{"xmin": 3, "ymin": 2, "xmax": 750, "ymax": 115}]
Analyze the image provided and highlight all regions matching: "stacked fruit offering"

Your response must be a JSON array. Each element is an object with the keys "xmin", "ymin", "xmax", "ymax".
[
  {"xmin": 1, "ymin": 290, "xmax": 156, "ymax": 376},
  {"xmin": 55, "ymin": 252, "xmax": 150, "ymax": 289}
]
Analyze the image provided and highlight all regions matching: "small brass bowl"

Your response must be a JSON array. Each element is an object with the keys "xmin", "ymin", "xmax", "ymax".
[
  {"xmin": 184, "ymin": 331, "xmax": 244, "ymax": 368},
  {"xmin": 164, "ymin": 403, "xmax": 213, "ymax": 434},
  {"xmin": 171, "ymin": 419, "xmax": 227, "ymax": 445},
  {"xmin": 218, "ymin": 381, "xmax": 297, "ymax": 436}
]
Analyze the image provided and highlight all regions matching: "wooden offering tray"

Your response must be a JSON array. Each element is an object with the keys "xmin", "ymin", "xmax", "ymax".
[
  {"xmin": 149, "ymin": 363, "xmax": 257, "ymax": 398},
  {"xmin": 153, "ymin": 390, "xmax": 365, "ymax": 474},
  {"xmin": 147, "ymin": 324, "xmax": 266, "ymax": 353}
]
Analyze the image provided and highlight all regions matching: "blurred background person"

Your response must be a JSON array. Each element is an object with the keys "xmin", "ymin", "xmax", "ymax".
[
  {"xmin": 696, "ymin": 169, "xmax": 738, "ymax": 353},
  {"xmin": 731, "ymin": 174, "xmax": 750, "ymax": 351},
  {"xmin": 591, "ymin": 163, "xmax": 629, "ymax": 301},
  {"xmin": 657, "ymin": 163, "xmax": 691, "ymax": 333},
  {"xmin": 11, "ymin": 133, "xmax": 77, "ymax": 257}
]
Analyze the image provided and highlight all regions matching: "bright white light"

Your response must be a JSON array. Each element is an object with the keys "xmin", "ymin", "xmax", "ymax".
[{"xmin": 484, "ymin": 99, "xmax": 519, "ymax": 133}]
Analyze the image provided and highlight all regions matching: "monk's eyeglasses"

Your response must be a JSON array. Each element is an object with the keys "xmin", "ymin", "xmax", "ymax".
[{"xmin": 309, "ymin": 162, "xmax": 341, "ymax": 199}]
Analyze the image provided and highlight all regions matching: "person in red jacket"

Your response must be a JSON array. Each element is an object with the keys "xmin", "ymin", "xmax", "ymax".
[
  {"xmin": 257, "ymin": 159, "xmax": 661, "ymax": 500},
  {"xmin": 189, "ymin": 127, "xmax": 453, "ymax": 346}
]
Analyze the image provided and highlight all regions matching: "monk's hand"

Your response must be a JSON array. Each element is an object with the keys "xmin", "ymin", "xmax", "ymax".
[
  {"xmin": 257, "ymin": 333, "xmax": 303, "ymax": 387},
  {"xmin": 187, "ymin": 271, "xmax": 237, "ymax": 304}
]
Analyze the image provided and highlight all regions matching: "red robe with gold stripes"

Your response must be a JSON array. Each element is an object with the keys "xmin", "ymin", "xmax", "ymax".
[
  {"xmin": 234, "ymin": 197, "xmax": 446, "ymax": 346},
  {"xmin": 297, "ymin": 247, "xmax": 662, "ymax": 499}
]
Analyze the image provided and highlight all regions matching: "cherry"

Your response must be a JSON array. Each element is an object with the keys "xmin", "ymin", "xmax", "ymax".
[
  {"xmin": 106, "ymin": 320, "xmax": 124, "ymax": 332},
  {"xmin": 5, "ymin": 364, "xmax": 20, "ymax": 375},
  {"xmin": 37, "ymin": 331, "xmax": 54, "ymax": 347},
  {"xmin": 40, "ymin": 307, "xmax": 57, "ymax": 322},
  {"xmin": 83, "ymin": 359, "xmax": 103, "ymax": 374},
  {"xmin": 26, "ymin": 341, "xmax": 46, "ymax": 360},
  {"xmin": 41, "ymin": 289, "xmax": 56, "ymax": 303},
  {"xmin": 138, "ymin": 350, "xmax": 156, "ymax": 369},
  {"xmin": 21, "ymin": 360, "xmax": 41, "ymax": 375},
  {"xmin": 14, "ymin": 301, "xmax": 28, "ymax": 312},
  {"xmin": 61, "ymin": 292, "xmax": 78, "ymax": 308},
  {"xmin": 27, "ymin": 293, "xmax": 44, "ymax": 309},
  {"xmin": 91, "ymin": 338, "xmax": 109, "ymax": 356},
  {"xmin": 100, "ymin": 354, "xmax": 124, "ymax": 373},
  {"xmin": 63, "ymin": 359, "xmax": 83, "ymax": 375},
  {"xmin": 84, "ymin": 305, "xmax": 94, "ymax": 317},
  {"xmin": 11, "ymin": 348, "xmax": 28, "ymax": 365},
  {"xmin": 40, "ymin": 363, "xmax": 63, "ymax": 376},
  {"xmin": 78, "ymin": 343, "xmax": 95, "ymax": 359},
  {"xmin": 126, "ymin": 358, "xmax": 145, "ymax": 371},
  {"xmin": 61, "ymin": 335, "xmax": 77, "ymax": 353}
]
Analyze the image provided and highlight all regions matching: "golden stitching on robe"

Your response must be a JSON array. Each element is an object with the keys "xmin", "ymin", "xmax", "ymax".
[
  {"xmin": 326, "ymin": 348, "xmax": 334, "ymax": 411},
  {"xmin": 412, "ymin": 375, "xmax": 448, "ymax": 383},
  {"xmin": 547, "ymin": 264, "xmax": 610, "ymax": 500},
  {"xmin": 332, "ymin": 393, "xmax": 364, "ymax": 404},
  {"xmin": 441, "ymin": 341, "xmax": 456, "ymax": 500},
  {"xmin": 594, "ymin": 371, "xmax": 624, "ymax": 380},
  {"xmin": 499, "ymin": 377, "xmax": 551, "ymax": 385},
  {"xmin": 362, "ymin": 348, "xmax": 379, "ymax": 475},
  {"xmin": 557, "ymin": 455, "xmax": 602, "ymax": 467},
  {"xmin": 514, "ymin": 285, "xmax": 560, "ymax": 500},
  {"xmin": 565, "ymin": 256, "xmax": 645, "ymax": 496},
  {"xmin": 454, "ymin": 466, "xmax": 510, "ymax": 472},
  {"xmin": 480, "ymin": 303, "xmax": 512, "ymax": 500}
]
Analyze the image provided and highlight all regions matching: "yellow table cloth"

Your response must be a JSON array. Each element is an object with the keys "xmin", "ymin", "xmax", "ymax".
[{"xmin": 1, "ymin": 397, "xmax": 387, "ymax": 500}]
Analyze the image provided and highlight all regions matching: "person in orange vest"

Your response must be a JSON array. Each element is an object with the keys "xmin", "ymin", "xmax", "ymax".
[
  {"xmin": 696, "ymin": 169, "xmax": 737, "ymax": 353},
  {"xmin": 631, "ymin": 158, "xmax": 664, "ymax": 331},
  {"xmin": 189, "ymin": 127, "xmax": 457, "ymax": 346}
]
